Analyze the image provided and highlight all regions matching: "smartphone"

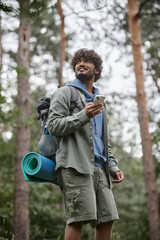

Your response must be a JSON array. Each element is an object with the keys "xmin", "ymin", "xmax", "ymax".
[{"xmin": 93, "ymin": 95, "xmax": 106, "ymax": 103}]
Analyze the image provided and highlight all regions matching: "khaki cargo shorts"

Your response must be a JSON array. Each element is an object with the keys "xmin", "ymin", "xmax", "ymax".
[{"xmin": 57, "ymin": 166, "xmax": 119, "ymax": 226}]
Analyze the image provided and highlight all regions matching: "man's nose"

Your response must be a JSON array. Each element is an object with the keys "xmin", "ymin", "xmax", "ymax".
[{"xmin": 79, "ymin": 60, "xmax": 85, "ymax": 65}]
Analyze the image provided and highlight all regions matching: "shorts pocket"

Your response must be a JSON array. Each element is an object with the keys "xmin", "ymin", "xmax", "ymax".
[
  {"xmin": 64, "ymin": 189, "xmax": 82, "ymax": 218},
  {"xmin": 65, "ymin": 168, "xmax": 89, "ymax": 187}
]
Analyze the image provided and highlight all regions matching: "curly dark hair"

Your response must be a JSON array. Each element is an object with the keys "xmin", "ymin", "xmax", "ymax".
[{"xmin": 71, "ymin": 48, "xmax": 103, "ymax": 82}]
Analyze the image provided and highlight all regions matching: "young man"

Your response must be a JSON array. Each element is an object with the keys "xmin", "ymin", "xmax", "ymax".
[{"xmin": 48, "ymin": 48, "xmax": 124, "ymax": 240}]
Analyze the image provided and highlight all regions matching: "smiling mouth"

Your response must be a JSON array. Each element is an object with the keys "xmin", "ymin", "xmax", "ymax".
[{"xmin": 78, "ymin": 67, "xmax": 88, "ymax": 71}]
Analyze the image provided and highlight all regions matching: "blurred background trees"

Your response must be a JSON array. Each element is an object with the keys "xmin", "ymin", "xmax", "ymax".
[
  {"xmin": 127, "ymin": 0, "xmax": 160, "ymax": 239},
  {"xmin": 0, "ymin": 0, "xmax": 160, "ymax": 239}
]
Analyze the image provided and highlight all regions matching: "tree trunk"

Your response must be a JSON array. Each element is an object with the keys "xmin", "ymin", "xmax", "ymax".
[
  {"xmin": 13, "ymin": 0, "xmax": 31, "ymax": 240},
  {"xmin": 57, "ymin": 0, "xmax": 66, "ymax": 87},
  {"xmin": 127, "ymin": 1, "xmax": 160, "ymax": 240}
]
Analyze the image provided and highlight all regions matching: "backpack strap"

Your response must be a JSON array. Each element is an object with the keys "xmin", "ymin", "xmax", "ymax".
[
  {"xmin": 67, "ymin": 86, "xmax": 82, "ymax": 114},
  {"xmin": 37, "ymin": 86, "xmax": 82, "ymax": 126}
]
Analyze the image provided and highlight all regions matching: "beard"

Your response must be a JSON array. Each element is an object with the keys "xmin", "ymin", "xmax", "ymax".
[{"xmin": 76, "ymin": 71, "xmax": 95, "ymax": 82}]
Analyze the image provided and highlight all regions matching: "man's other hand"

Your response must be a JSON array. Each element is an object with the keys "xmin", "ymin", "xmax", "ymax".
[{"xmin": 112, "ymin": 171, "xmax": 124, "ymax": 183}]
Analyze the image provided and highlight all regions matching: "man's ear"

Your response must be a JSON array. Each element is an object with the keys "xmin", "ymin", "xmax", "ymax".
[{"xmin": 95, "ymin": 69, "xmax": 99, "ymax": 74}]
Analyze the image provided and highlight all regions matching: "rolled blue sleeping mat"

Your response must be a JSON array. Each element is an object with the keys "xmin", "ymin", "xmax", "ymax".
[{"xmin": 22, "ymin": 152, "xmax": 57, "ymax": 183}]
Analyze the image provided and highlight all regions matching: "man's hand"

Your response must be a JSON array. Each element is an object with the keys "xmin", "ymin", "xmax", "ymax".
[
  {"xmin": 112, "ymin": 171, "xmax": 124, "ymax": 183},
  {"xmin": 85, "ymin": 102, "xmax": 104, "ymax": 118}
]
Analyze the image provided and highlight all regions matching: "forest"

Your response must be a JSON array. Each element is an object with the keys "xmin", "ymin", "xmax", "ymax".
[{"xmin": 0, "ymin": 0, "xmax": 160, "ymax": 240}]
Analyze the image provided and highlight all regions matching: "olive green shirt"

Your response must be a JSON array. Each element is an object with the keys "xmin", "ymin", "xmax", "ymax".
[{"xmin": 48, "ymin": 86, "xmax": 119, "ymax": 188}]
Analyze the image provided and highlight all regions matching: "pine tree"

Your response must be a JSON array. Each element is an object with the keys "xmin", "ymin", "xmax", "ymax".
[
  {"xmin": 127, "ymin": 1, "xmax": 160, "ymax": 239},
  {"xmin": 13, "ymin": 0, "xmax": 31, "ymax": 239}
]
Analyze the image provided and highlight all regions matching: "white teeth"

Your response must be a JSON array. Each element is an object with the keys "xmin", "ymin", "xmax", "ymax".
[{"xmin": 79, "ymin": 67, "xmax": 87, "ymax": 71}]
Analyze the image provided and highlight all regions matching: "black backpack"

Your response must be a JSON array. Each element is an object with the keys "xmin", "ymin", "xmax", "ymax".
[{"xmin": 36, "ymin": 86, "xmax": 81, "ymax": 161}]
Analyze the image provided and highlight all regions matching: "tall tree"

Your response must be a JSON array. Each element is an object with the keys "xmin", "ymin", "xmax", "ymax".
[
  {"xmin": 57, "ymin": 0, "xmax": 66, "ymax": 87},
  {"xmin": 127, "ymin": 1, "xmax": 160, "ymax": 240},
  {"xmin": 13, "ymin": 0, "xmax": 31, "ymax": 239}
]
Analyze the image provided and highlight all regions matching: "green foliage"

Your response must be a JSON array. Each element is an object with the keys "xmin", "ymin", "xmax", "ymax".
[
  {"xmin": 139, "ymin": 0, "xmax": 160, "ymax": 42},
  {"xmin": 30, "ymin": 0, "xmax": 50, "ymax": 21},
  {"xmin": 30, "ymin": 0, "xmax": 60, "ymax": 85},
  {"xmin": 111, "ymin": 142, "xmax": 150, "ymax": 240},
  {"xmin": 0, "ymin": 85, "xmax": 5, "ymax": 105},
  {"xmin": 0, "ymin": 136, "xmax": 15, "ymax": 239},
  {"xmin": 151, "ymin": 121, "xmax": 160, "ymax": 179},
  {"xmin": 0, "ymin": 1, "xmax": 18, "ymax": 15},
  {"xmin": 14, "ymin": 65, "xmax": 30, "ymax": 79},
  {"xmin": 0, "ymin": 84, "xmax": 6, "ymax": 123},
  {"xmin": 29, "ymin": 183, "xmax": 66, "ymax": 240}
]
